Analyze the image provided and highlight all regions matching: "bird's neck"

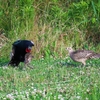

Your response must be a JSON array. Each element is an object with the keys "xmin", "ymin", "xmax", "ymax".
[{"xmin": 68, "ymin": 50, "xmax": 74, "ymax": 54}]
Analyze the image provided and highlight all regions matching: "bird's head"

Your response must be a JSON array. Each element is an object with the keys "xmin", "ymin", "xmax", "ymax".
[{"xmin": 66, "ymin": 47, "xmax": 74, "ymax": 53}]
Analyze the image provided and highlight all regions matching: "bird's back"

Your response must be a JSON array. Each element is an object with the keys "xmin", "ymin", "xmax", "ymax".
[{"xmin": 70, "ymin": 50, "xmax": 95, "ymax": 61}]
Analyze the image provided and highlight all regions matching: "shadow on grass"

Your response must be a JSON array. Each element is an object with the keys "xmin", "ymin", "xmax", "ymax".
[
  {"xmin": 53, "ymin": 59, "xmax": 78, "ymax": 67},
  {"xmin": 59, "ymin": 61, "xmax": 100, "ymax": 67},
  {"xmin": 0, "ymin": 61, "xmax": 9, "ymax": 67},
  {"xmin": 59, "ymin": 60, "xmax": 100, "ymax": 68},
  {"xmin": 0, "ymin": 57, "xmax": 9, "ymax": 67},
  {"xmin": 59, "ymin": 62, "xmax": 78, "ymax": 67}
]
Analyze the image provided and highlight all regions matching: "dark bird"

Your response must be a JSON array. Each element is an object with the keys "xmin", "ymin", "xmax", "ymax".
[
  {"xmin": 66, "ymin": 47, "xmax": 100, "ymax": 66},
  {"xmin": 8, "ymin": 40, "xmax": 34, "ymax": 68}
]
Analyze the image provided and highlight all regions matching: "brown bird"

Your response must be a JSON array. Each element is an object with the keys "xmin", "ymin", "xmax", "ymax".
[{"xmin": 66, "ymin": 47, "xmax": 100, "ymax": 66}]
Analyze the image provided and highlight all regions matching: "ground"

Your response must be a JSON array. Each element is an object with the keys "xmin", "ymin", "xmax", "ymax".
[{"xmin": 0, "ymin": 57, "xmax": 100, "ymax": 100}]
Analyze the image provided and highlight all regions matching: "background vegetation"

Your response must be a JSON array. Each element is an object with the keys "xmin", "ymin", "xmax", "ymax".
[
  {"xmin": 0, "ymin": 0, "xmax": 100, "ymax": 100},
  {"xmin": 0, "ymin": 0, "xmax": 100, "ymax": 59}
]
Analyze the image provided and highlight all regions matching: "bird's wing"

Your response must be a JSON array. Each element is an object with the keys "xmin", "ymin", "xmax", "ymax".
[
  {"xmin": 72, "ymin": 50, "xmax": 95, "ymax": 59},
  {"xmin": 91, "ymin": 53, "xmax": 100, "ymax": 58}
]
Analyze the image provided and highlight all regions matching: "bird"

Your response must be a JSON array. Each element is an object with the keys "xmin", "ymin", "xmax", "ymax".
[
  {"xmin": 8, "ymin": 40, "xmax": 34, "ymax": 68},
  {"xmin": 66, "ymin": 47, "xmax": 100, "ymax": 66}
]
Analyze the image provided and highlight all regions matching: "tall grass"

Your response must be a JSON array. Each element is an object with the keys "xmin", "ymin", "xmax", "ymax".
[
  {"xmin": 0, "ymin": 0, "xmax": 100, "ymax": 59},
  {"xmin": 0, "ymin": 0, "xmax": 34, "ymax": 39},
  {"xmin": 0, "ymin": 0, "xmax": 35, "ymax": 60},
  {"xmin": 31, "ymin": 0, "xmax": 100, "ymax": 58}
]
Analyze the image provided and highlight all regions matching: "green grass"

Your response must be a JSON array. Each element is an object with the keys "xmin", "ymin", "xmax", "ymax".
[
  {"xmin": 1, "ymin": 1, "xmax": 100, "ymax": 99},
  {"xmin": 0, "ymin": 58, "xmax": 100, "ymax": 100}
]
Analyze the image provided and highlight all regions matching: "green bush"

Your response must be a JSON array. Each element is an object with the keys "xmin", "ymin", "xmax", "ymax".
[
  {"xmin": 0, "ymin": 0, "xmax": 100, "ymax": 58},
  {"xmin": 0, "ymin": 0, "xmax": 34, "ymax": 38}
]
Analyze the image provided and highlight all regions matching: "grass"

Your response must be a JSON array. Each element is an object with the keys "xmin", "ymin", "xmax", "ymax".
[
  {"xmin": 0, "ymin": 57, "xmax": 100, "ymax": 100},
  {"xmin": 1, "ymin": 1, "xmax": 100, "ymax": 99}
]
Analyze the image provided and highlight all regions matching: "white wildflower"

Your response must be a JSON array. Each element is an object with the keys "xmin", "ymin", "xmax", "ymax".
[
  {"xmin": 79, "ymin": 71, "xmax": 85, "ymax": 75},
  {"xmin": 76, "ymin": 96, "xmax": 81, "ymax": 99},
  {"xmin": 86, "ymin": 97, "xmax": 89, "ymax": 100},
  {"xmin": 34, "ymin": 88, "xmax": 37, "ymax": 92},
  {"xmin": 58, "ymin": 94, "xmax": 62, "ymax": 99},
  {"xmin": 6, "ymin": 94, "xmax": 14, "ymax": 100}
]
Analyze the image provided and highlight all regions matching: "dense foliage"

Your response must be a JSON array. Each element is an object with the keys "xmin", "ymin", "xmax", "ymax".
[{"xmin": 0, "ymin": 0, "xmax": 100, "ymax": 58}]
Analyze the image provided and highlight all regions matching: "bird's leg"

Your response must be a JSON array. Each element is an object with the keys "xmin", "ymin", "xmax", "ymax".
[
  {"xmin": 79, "ymin": 63, "xmax": 83, "ymax": 67},
  {"xmin": 24, "ymin": 53, "xmax": 33, "ymax": 69},
  {"xmin": 10, "ymin": 46, "xmax": 15, "ymax": 59},
  {"xmin": 81, "ymin": 61, "xmax": 86, "ymax": 67},
  {"xmin": 24, "ymin": 61, "xmax": 33, "ymax": 69},
  {"xmin": 78, "ymin": 61, "xmax": 86, "ymax": 67}
]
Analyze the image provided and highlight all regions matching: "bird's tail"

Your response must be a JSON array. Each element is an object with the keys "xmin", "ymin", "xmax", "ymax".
[{"xmin": 91, "ymin": 53, "xmax": 100, "ymax": 59}]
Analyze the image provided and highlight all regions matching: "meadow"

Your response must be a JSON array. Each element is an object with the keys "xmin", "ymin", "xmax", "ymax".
[
  {"xmin": 0, "ymin": 57, "xmax": 100, "ymax": 100},
  {"xmin": 0, "ymin": 0, "xmax": 100, "ymax": 100}
]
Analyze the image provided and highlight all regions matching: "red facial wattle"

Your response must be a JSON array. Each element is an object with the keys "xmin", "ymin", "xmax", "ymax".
[{"xmin": 26, "ymin": 48, "xmax": 31, "ymax": 53}]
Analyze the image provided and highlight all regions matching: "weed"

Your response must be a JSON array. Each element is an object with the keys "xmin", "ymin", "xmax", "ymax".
[{"xmin": 0, "ymin": 58, "xmax": 100, "ymax": 100}]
